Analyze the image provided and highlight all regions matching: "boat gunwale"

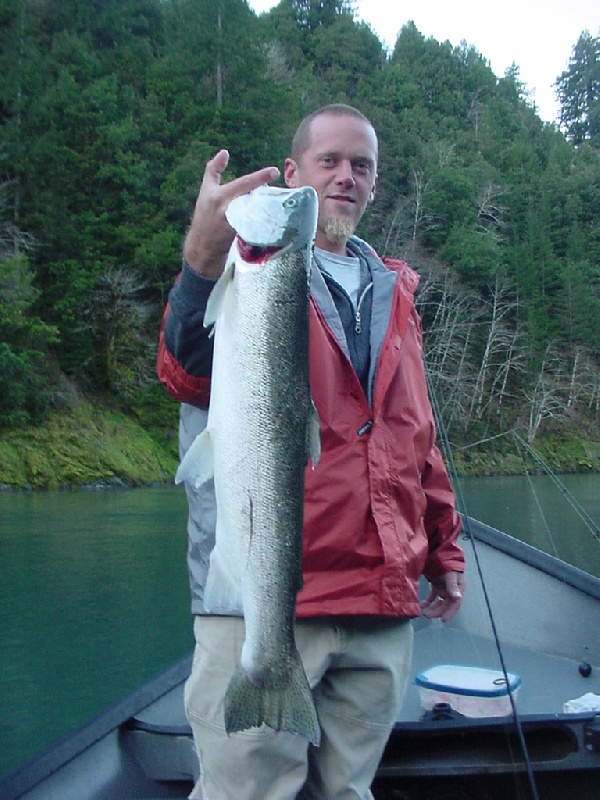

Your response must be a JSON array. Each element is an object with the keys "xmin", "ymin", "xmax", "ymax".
[
  {"xmin": 0, "ymin": 654, "xmax": 193, "ymax": 800},
  {"xmin": 463, "ymin": 515, "xmax": 600, "ymax": 601}
]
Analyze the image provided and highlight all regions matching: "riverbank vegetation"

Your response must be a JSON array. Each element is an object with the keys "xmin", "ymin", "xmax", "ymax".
[
  {"xmin": 1, "ymin": 393, "xmax": 598, "ymax": 490},
  {"xmin": 1, "ymin": 0, "xmax": 599, "ymax": 488},
  {"xmin": 0, "ymin": 393, "xmax": 179, "ymax": 490}
]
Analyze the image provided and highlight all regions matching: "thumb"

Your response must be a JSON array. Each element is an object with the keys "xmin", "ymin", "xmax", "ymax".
[{"xmin": 446, "ymin": 572, "xmax": 463, "ymax": 599}]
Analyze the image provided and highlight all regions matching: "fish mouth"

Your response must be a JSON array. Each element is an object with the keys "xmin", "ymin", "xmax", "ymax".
[{"xmin": 236, "ymin": 236, "xmax": 286, "ymax": 264}]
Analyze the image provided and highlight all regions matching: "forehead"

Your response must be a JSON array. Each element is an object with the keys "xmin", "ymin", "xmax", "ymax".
[{"xmin": 305, "ymin": 114, "xmax": 378, "ymax": 163}]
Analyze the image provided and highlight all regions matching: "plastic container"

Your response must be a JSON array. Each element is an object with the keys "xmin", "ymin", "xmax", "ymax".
[{"xmin": 415, "ymin": 664, "xmax": 521, "ymax": 718}]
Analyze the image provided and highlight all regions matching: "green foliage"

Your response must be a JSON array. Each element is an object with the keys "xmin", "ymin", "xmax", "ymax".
[
  {"xmin": 0, "ymin": 255, "xmax": 57, "ymax": 345},
  {"xmin": 0, "ymin": 398, "xmax": 179, "ymax": 489},
  {"xmin": 556, "ymin": 30, "xmax": 600, "ymax": 147},
  {"xmin": 0, "ymin": 1, "xmax": 598, "ymax": 472},
  {"xmin": 442, "ymin": 225, "xmax": 505, "ymax": 287},
  {"xmin": 0, "ymin": 343, "xmax": 50, "ymax": 427},
  {"xmin": 0, "ymin": 255, "xmax": 59, "ymax": 427},
  {"xmin": 559, "ymin": 258, "xmax": 600, "ymax": 349},
  {"xmin": 80, "ymin": 266, "xmax": 156, "ymax": 402}
]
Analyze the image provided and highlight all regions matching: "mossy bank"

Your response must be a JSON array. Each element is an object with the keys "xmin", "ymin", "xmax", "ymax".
[
  {"xmin": 0, "ymin": 398, "xmax": 599, "ymax": 491},
  {"xmin": 450, "ymin": 426, "xmax": 600, "ymax": 477},
  {"xmin": 0, "ymin": 398, "xmax": 180, "ymax": 490}
]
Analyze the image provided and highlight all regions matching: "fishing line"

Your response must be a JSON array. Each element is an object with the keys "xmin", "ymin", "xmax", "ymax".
[
  {"xmin": 425, "ymin": 364, "xmax": 541, "ymax": 800},
  {"xmin": 511, "ymin": 431, "xmax": 600, "ymax": 544},
  {"xmin": 451, "ymin": 430, "xmax": 512, "ymax": 450},
  {"xmin": 511, "ymin": 433, "xmax": 561, "ymax": 560}
]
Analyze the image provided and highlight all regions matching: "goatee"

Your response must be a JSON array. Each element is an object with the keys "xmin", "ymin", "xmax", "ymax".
[{"xmin": 323, "ymin": 217, "xmax": 355, "ymax": 245}]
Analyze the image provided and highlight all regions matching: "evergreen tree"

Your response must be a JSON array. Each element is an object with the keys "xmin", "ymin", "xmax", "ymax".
[{"xmin": 556, "ymin": 30, "xmax": 600, "ymax": 147}]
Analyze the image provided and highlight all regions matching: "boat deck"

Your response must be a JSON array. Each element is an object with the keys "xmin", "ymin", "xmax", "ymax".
[
  {"xmin": 133, "ymin": 622, "xmax": 600, "ymax": 733},
  {"xmin": 403, "ymin": 620, "xmax": 600, "ymax": 720},
  {"xmin": 126, "ymin": 623, "xmax": 600, "ymax": 800}
]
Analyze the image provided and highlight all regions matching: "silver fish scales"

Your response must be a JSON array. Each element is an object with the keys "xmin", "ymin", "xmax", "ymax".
[{"xmin": 176, "ymin": 185, "xmax": 321, "ymax": 745}]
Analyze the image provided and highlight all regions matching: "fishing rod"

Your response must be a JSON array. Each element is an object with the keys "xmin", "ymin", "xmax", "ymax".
[{"xmin": 425, "ymin": 364, "xmax": 541, "ymax": 800}]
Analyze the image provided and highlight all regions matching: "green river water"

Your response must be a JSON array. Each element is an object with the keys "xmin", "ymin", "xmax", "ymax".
[{"xmin": 0, "ymin": 475, "xmax": 598, "ymax": 778}]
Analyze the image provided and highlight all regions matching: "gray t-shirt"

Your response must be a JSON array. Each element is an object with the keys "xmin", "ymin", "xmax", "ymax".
[{"xmin": 315, "ymin": 247, "xmax": 361, "ymax": 309}]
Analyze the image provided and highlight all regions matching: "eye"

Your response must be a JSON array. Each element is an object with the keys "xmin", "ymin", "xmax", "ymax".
[
  {"xmin": 284, "ymin": 197, "xmax": 299, "ymax": 209},
  {"xmin": 354, "ymin": 161, "xmax": 371, "ymax": 175}
]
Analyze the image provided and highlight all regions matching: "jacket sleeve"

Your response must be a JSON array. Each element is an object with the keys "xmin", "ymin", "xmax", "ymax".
[
  {"xmin": 421, "ymin": 443, "xmax": 465, "ymax": 581},
  {"xmin": 156, "ymin": 262, "xmax": 216, "ymax": 408}
]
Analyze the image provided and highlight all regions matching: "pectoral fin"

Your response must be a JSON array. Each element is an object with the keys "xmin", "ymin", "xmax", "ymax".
[
  {"xmin": 175, "ymin": 429, "xmax": 214, "ymax": 488},
  {"xmin": 203, "ymin": 257, "xmax": 235, "ymax": 328}
]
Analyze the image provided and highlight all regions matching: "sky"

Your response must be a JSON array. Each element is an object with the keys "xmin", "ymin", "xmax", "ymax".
[{"xmin": 247, "ymin": 0, "xmax": 599, "ymax": 124}]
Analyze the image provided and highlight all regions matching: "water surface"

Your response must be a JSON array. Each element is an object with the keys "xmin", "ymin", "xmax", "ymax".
[
  {"xmin": 0, "ymin": 486, "xmax": 192, "ymax": 777},
  {"xmin": 1, "ymin": 475, "xmax": 599, "ymax": 778},
  {"xmin": 458, "ymin": 473, "xmax": 600, "ymax": 577}
]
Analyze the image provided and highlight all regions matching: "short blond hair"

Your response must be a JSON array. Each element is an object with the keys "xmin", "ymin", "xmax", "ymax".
[{"xmin": 291, "ymin": 104, "xmax": 376, "ymax": 161}]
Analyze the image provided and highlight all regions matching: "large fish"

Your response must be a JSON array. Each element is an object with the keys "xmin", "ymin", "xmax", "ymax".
[{"xmin": 175, "ymin": 184, "xmax": 321, "ymax": 746}]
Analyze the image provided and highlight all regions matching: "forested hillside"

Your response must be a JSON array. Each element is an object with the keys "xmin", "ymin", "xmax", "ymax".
[{"xmin": 1, "ymin": 0, "xmax": 599, "ymax": 480}]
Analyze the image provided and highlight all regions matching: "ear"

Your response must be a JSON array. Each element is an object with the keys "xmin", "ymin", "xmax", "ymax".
[
  {"xmin": 369, "ymin": 173, "xmax": 378, "ymax": 203},
  {"xmin": 284, "ymin": 157, "xmax": 299, "ymax": 188}
]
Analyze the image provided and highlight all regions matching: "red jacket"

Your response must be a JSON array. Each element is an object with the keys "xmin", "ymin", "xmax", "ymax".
[{"xmin": 158, "ymin": 252, "xmax": 464, "ymax": 619}]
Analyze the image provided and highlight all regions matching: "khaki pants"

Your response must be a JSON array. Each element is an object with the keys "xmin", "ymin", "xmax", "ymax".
[{"xmin": 184, "ymin": 615, "xmax": 414, "ymax": 800}]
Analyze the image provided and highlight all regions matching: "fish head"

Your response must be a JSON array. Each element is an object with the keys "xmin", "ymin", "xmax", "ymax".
[{"xmin": 226, "ymin": 186, "xmax": 318, "ymax": 261}]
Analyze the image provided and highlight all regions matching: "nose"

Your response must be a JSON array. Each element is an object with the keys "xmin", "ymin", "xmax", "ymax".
[{"xmin": 335, "ymin": 160, "xmax": 355, "ymax": 187}]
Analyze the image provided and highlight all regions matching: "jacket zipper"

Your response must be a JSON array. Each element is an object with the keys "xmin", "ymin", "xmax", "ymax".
[{"xmin": 355, "ymin": 282, "xmax": 373, "ymax": 334}]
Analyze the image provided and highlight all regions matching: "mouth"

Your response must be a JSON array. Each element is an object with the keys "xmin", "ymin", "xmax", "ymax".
[
  {"xmin": 327, "ymin": 194, "xmax": 356, "ymax": 205},
  {"xmin": 236, "ymin": 236, "xmax": 285, "ymax": 264}
]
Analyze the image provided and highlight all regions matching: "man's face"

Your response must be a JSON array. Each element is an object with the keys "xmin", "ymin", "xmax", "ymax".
[{"xmin": 284, "ymin": 114, "xmax": 378, "ymax": 254}]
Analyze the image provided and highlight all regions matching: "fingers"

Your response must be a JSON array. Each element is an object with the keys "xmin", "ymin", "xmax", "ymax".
[
  {"xmin": 184, "ymin": 152, "xmax": 280, "ymax": 278},
  {"xmin": 420, "ymin": 592, "xmax": 460, "ymax": 623},
  {"xmin": 231, "ymin": 165, "xmax": 281, "ymax": 197},
  {"xmin": 445, "ymin": 571, "xmax": 465, "ymax": 601},
  {"xmin": 217, "ymin": 164, "xmax": 280, "ymax": 207},
  {"xmin": 420, "ymin": 572, "xmax": 465, "ymax": 623},
  {"xmin": 439, "ymin": 594, "xmax": 462, "ymax": 623},
  {"xmin": 204, "ymin": 149, "xmax": 230, "ymax": 183},
  {"xmin": 420, "ymin": 590, "xmax": 445, "ymax": 618},
  {"xmin": 202, "ymin": 149, "xmax": 280, "ymax": 202}
]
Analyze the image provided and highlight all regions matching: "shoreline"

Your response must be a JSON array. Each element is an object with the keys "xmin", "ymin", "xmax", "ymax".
[
  {"xmin": 1, "ymin": 464, "xmax": 599, "ymax": 493},
  {"xmin": 1, "ymin": 400, "xmax": 599, "ymax": 491}
]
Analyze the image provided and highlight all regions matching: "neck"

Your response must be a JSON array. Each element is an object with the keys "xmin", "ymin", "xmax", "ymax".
[{"xmin": 315, "ymin": 232, "xmax": 349, "ymax": 256}]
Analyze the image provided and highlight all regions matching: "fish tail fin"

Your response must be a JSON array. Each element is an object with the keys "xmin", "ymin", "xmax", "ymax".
[{"xmin": 224, "ymin": 652, "xmax": 320, "ymax": 746}]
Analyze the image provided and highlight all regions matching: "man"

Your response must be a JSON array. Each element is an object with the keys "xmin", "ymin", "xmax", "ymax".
[{"xmin": 158, "ymin": 104, "xmax": 465, "ymax": 800}]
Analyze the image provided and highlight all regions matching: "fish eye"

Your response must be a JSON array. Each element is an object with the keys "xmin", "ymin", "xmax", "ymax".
[{"xmin": 284, "ymin": 197, "xmax": 299, "ymax": 209}]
